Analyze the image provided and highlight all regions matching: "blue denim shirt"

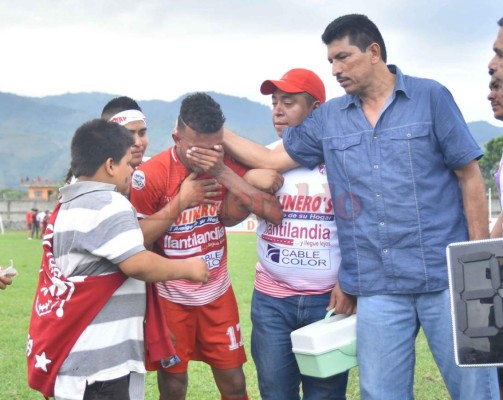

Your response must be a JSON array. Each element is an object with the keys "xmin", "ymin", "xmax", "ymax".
[{"xmin": 283, "ymin": 66, "xmax": 482, "ymax": 295}]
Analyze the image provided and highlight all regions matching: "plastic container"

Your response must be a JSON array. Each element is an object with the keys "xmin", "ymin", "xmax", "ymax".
[{"xmin": 291, "ymin": 310, "xmax": 357, "ymax": 378}]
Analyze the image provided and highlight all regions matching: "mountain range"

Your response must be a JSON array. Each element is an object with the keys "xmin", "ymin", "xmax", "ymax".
[{"xmin": 1, "ymin": 91, "xmax": 502, "ymax": 189}]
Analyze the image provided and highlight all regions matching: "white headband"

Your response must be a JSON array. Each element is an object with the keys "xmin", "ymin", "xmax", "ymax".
[{"xmin": 109, "ymin": 109, "xmax": 147, "ymax": 127}]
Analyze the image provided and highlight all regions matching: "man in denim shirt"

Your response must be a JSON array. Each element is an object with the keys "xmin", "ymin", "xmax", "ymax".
[{"xmin": 213, "ymin": 13, "xmax": 499, "ymax": 400}]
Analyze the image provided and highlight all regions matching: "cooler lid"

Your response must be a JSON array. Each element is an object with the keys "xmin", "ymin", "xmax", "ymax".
[{"xmin": 291, "ymin": 313, "xmax": 357, "ymax": 355}]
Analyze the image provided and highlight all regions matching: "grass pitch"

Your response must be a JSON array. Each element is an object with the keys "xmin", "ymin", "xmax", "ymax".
[{"xmin": 0, "ymin": 231, "xmax": 448, "ymax": 399}]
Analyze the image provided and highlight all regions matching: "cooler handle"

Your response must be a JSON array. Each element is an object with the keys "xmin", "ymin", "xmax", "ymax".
[
  {"xmin": 325, "ymin": 308, "xmax": 336, "ymax": 320},
  {"xmin": 325, "ymin": 308, "xmax": 351, "ymax": 320},
  {"xmin": 325, "ymin": 309, "xmax": 358, "ymax": 358}
]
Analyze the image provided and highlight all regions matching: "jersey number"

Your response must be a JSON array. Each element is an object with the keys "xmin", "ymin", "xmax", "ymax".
[{"xmin": 226, "ymin": 323, "xmax": 244, "ymax": 350}]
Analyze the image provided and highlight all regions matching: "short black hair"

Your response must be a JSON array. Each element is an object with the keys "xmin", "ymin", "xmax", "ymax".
[
  {"xmin": 322, "ymin": 14, "xmax": 387, "ymax": 63},
  {"xmin": 101, "ymin": 96, "xmax": 142, "ymax": 120},
  {"xmin": 71, "ymin": 119, "xmax": 134, "ymax": 178},
  {"xmin": 498, "ymin": 18, "xmax": 503, "ymax": 27},
  {"xmin": 178, "ymin": 92, "xmax": 226, "ymax": 134}
]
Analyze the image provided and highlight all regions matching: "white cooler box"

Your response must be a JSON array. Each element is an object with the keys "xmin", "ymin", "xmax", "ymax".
[{"xmin": 291, "ymin": 311, "xmax": 357, "ymax": 378}]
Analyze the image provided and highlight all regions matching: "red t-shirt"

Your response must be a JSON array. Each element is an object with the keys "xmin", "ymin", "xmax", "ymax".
[{"xmin": 130, "ymin": 146, "xmax": 247, "ymax": 306}]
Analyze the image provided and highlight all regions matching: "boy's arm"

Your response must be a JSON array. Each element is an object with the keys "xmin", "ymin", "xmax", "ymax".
[
  {"xmin": 93, "ymin": 194, "xmax": 210, "ymax": 283},
  {"xmin": 220, "ymin": 128, "xmax": 299, "ymax": 173},
  {"xmin": 136, "ymin": 173, "xmax": 221, "ymax": 247},
  {"xmin": 119, "ymin": 250, "xmax": 209, "ymax": 283}
]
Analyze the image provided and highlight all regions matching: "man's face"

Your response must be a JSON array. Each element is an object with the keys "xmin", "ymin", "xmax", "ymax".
[
  {"xmin": 173, "ymin": 124, "xmax": 223, "ymax": 173},
  {"xmin": 112, "ymin": 147, "xmax": 134, "ymax": 195},
  {"xmin": 489, "ymin": 27, "xmax": 503, "ymax": 75},
  {"xmin": 124, "ymin": 120, "xmax": 148, "ymax": 168},
  {"xmin": 327, "ymin": 36, "xmax": 373, "ymax": 96},
  {"xmin": 488, "ymin": 74, "xmax": 503, "ymax": 121},
  {"xmin": 271, "ymin": 90, "xmax": 318, "ymax": 137}
]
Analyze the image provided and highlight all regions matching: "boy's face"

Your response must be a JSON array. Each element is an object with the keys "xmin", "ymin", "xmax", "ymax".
[{"xmin": 112, "ymin": 147, "xmax": 134, "ymax": 195}]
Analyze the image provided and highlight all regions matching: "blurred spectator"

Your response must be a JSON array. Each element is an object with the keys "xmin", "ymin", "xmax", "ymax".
[
  {"xmin": 41, "ymin": 210, "xmax": 51, "ymax": 235},
  {"xmin": 25, "ymin": 209, "xmax": 32, "ymax": 237},
  {"xmin": 30, "ymin": 208, "xmax": 39, "ymax": 239}
]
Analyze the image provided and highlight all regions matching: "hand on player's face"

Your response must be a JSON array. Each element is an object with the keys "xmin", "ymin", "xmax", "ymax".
[{"xmin": 186, "ymin": 145, "xmax": 225, "ymax": 176}]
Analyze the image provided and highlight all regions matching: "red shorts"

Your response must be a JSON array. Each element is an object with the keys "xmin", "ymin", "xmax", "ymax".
[{"xmin": 159, "ymin": 286, "xmax": 247, "ymax": 373}]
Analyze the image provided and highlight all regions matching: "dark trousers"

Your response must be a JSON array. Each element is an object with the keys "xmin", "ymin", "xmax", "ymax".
[{"xmin": 83, "ymin": 374, "xmax": 130, "ymax": 400}]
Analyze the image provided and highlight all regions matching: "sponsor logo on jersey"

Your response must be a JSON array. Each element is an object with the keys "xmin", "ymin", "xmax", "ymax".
[
  {"xmin": 263, "ymin": 221, "xmax": 331, "ymax": 240},
  {"xmin": 175, "ymin": 202, "xmax": 221, "ymax": 226},
  {"xmin": 202, "ymin": 247, "xmax": 224, "ymax": 269},
  {"xmin": 165, "ymin": 225, "xmax": 226, "ymax": 253},
  {"xmin": 265, "ymin": 244, "xmax": 329, "ymax": 269},
  {"xmin": 132, "ymin": 170, "xmax": 146, "ymax": 190},
  {"xmin": 266, "ymin": 244, "xmax": 281, "ymax": 263},
  {"xmin": 277, "ymin": 193, "xmax": 333, "ymax": 214},
  {"xmin": 169, "ymin": 202, "xmax": 222, "ymax": 233}
]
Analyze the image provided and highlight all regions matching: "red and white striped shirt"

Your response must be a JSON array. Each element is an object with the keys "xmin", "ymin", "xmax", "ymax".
[
  {"xmin": 255, "ymin": 141, "xmax": 341, "ymax": 298},
  {"xmin": 130, "ymin": 147, "xmax": 247, "ymax": 306}
]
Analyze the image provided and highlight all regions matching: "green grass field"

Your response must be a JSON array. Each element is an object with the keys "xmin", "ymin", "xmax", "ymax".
[{"xmin": 0, "ymin": 231, "xmax": 449, "ymax": 399}]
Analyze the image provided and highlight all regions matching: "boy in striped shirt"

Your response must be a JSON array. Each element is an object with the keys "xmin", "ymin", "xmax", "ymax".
[{"xmin": 27, "ymin": 119, "xmax": 208, "ymax": 400}]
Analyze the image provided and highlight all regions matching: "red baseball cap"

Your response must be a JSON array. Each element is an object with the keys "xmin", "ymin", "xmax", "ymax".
[{"xmin": 260, "ymin": 68, "xmax": 326, "ymax": 103}]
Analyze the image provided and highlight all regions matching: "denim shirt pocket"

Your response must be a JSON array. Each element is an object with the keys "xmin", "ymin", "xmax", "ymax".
[
  {"xmin": 326, "ymin": 133, "xmax": 364, "ymax": 183},
  {"xmin": 383, "ymin": 124, "xmax": 432, "ymax": 175}
]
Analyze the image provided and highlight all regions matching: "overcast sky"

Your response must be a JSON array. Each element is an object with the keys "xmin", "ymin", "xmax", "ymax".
[{"xmin": 2, "ymin": 0, "xmax": 502, "ymax": 125}]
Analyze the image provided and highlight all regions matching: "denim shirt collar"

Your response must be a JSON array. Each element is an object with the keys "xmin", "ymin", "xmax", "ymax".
[{"xmin": 340, "ymin": 65, "xmax": 410, "ymax": 110}]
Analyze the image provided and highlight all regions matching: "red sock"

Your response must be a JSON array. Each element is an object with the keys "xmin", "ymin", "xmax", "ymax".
[{"xmin": 221, "ymin": 394, "xmax": 248, "ymax": 400}]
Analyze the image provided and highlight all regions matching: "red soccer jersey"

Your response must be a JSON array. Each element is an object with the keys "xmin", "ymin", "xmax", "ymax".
[{"xmin": 130, "ymin": 146, "xmax": 247, "ymax": 306}]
